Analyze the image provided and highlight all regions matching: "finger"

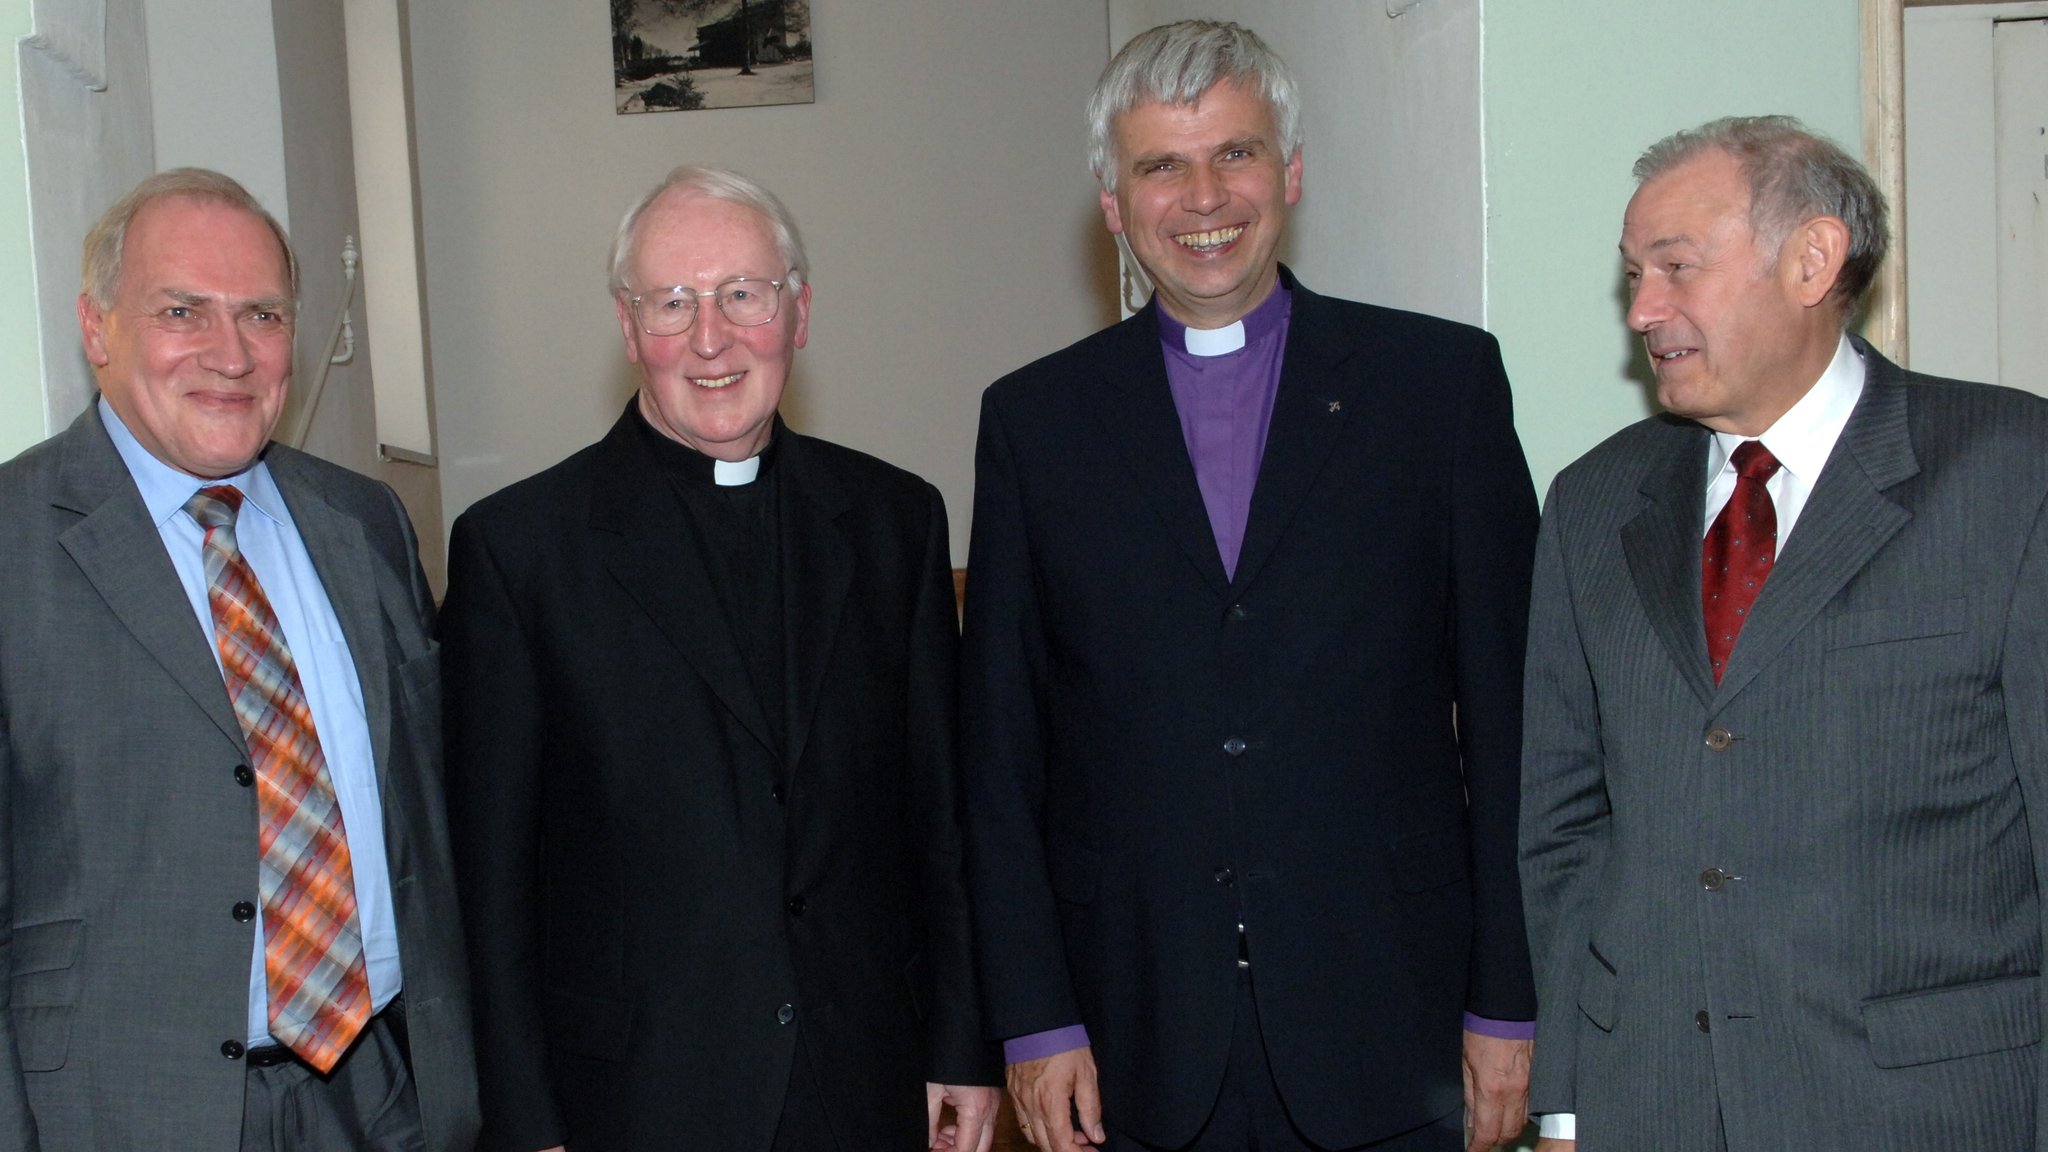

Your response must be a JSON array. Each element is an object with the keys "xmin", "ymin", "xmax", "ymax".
[
  {"xmin": 927, "ymin": 1084, "xmax": 945, "ymax": 1147},
  {"xmin": 1035, "ymin": 1082, "xmax": 1079, "ymax": 1151},
  {"xmin": 952, "ymin": 1099, "xmax": 989, "ymax": 1152},
  {"xmin": 1073, "ymin": 1065, "xmax": 1106, "ymax": 1144},
  {"xmin": 1477, "ymin": 1089, "xmax": 1519, "ymax": 1150},
  {"xmin": 976, "ymin": 1107, "xmax": 998, "ymax": 1152}
]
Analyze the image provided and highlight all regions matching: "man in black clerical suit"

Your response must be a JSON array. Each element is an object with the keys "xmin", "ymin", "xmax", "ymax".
[
  {"xmin": 442, "ymin": 166, "xmax": 1001, "ymax": 1152},
  {"xmin": 962, "ymin": 21, "xmax": 1539, "ymax": 1152}
]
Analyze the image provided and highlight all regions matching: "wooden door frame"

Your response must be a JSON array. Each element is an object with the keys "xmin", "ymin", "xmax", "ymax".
[{"xmin": 1863, "ymin": 0, "xmax": 1908, "ymax": 361}]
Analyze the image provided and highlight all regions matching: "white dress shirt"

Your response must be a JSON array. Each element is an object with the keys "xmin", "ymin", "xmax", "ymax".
[
  {"xmin": 1538, "ymin": 334, "xmax": 1865, "ymax": 1143},
  {"xmin": 100, "ymin": 399, "xmax": 402, "ymax": 1046}
]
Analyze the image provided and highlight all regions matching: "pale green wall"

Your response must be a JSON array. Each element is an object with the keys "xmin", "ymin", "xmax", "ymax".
[
  {"xmin": 1484, "ymin": 1, "xmax": 1864, "ymax": 500},
  {"xmin": 0, "ymin": 0, "xmax": 40, "ymax": 459}
]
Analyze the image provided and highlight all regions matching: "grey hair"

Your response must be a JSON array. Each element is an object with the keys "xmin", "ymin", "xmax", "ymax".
[
  {"xmin": 81, "ymin": 167, "xmax": 298, "ymax": 310},
  {"xmin": 607, "ymin": 165, "xmax": 809, "ymax": 294},
  {"xmin": 1087, "ymin": 20, "xmax": 1303, "ymax": 191},
  {"xmin": 1634, "ymin": 115, "xmax": 1889, "ymax": 315}
]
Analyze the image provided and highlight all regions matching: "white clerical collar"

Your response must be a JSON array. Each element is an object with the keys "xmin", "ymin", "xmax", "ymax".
[
  {"xmin": 713, "ymin": 456, "xmax": 761, "ymax": 486},
  {"xmin": 1182, "ymin": 320, "xmax": 1247, "ymax": 357}
]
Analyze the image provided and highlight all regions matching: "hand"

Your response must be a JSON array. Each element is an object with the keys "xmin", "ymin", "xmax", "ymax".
[
  {"xmin": 1461, "ymin": 1030, "xmax": 1532, "ymax": 1151},
  {"xmin": 1006, "ymin": 1046, "xmax": 1106, "ymax": 1150},
  {"xmin": 927, "ymin": 1081, "xmax": 1001, "ymax": 1152},
  {"xmin": 535, "ymin": 1147, "xmax": 566, "ymax": 1152},
  {"xmin": 1533, "ymin": 1142, "xmax": 1575, "ymax": 1152}
]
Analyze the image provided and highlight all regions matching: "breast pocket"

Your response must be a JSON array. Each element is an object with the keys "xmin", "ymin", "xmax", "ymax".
[{"xmin": 1827, "ymin": 598, "xmax": 1968, "ymax": 650}]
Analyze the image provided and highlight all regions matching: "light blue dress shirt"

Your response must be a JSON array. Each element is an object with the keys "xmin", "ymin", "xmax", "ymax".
[{"xmin": 99, "ymin": 399, "xmax": 401, "ymax": 1046}]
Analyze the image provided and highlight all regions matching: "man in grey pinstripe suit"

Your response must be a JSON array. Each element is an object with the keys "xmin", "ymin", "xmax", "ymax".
[{"xmin": 1521, "ymin": 115, "xmax": 2048, "ymax": 1151}]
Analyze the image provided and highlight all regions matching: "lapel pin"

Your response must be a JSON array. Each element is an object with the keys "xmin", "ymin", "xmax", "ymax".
[{"xmin": 1327, "ymin": 400, "xmax": 1343, "ymax": 413}]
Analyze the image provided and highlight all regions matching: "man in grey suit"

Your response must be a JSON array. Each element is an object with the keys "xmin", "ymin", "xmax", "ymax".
[
  {"xmin": 1521, "ymin": 115, "xmax": 2048, "ymax": 1151},
  {"xmin": 0, "ymin": 168, "xmax": 479, "ymax": 1150}
]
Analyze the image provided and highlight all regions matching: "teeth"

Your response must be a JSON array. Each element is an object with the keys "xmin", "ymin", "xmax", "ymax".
[
  {"xmin": 1659, "ymin": 350, "xmax": 1691, "ymax": 361},
  {"xmin": 692, "ymin": 373, "xmax": 743, "ymax": 389},
  {"xmin": 1175, "ymin": 225, "xmax": 1244, "ymax": 251}
]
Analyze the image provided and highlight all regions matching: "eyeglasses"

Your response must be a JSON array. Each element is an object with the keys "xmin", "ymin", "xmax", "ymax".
[{"xmin": 626, "ymin": 277, "xmax": 786, "ymax": 336}]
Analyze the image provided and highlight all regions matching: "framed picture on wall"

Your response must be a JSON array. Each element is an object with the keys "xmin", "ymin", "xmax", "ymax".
[{"xmin": 612, "ymin": 0, "xmax": 815, "ymax": 114}]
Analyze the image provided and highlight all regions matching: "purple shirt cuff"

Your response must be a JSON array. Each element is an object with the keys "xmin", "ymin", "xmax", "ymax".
[
  {"xmin": 1463, "ymin": 1012, "xmax": 1536, "ymax": 1040},
  {"xmin": 1003, "ymin": 1024, "xmax": 1091, "ymax": 1064}
]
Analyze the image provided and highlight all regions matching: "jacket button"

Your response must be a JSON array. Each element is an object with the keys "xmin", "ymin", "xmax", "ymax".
[
  {"xmin": 1227, "ymin": 604, "xmax": 1249, "ymax": 621},
  {"xmin": 233, "ymin": 764, "xmax": 254, "ymax": 787},
  {"xmin": 1704, "ymin": 728, "xmax": 1735, "ymax": 751},
  {"xmin": 776, "ymin": 1003, "xmax": 796, "ymax": 1025},
  {"xmin": 771, "ymin": 783, "xmax": 786, "ymax": 805},
  {"xmin": 1214, "ymin": 867, "xmax": 1235, "ymax": 886},
  {"xmin": 232, "ymin": 901, "xmax": 257, "ymax": 922},
  {"xmin": 1700, "ymin": 868, "xmax": 1731, "ymax": 891},
  {"xmin": 222, "ymin": 1039, "xmax": 246, "ymax": 1059},
  {"xmin": 1695, "ymin": 1010, "xmax": 1712, "ymax": 1034},
  {"xmin": 1223, "ymin": 738, "xmax": 1247, "ymax": 756},
  {"xmin": 786, "ymin": 895, "xmax": 806, "ymax": 916}
]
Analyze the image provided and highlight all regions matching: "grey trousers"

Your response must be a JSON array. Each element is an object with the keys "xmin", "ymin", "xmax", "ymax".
[{"xmin": 239, "ymin": 1012, "xmax": 422, "ymax": 1152}]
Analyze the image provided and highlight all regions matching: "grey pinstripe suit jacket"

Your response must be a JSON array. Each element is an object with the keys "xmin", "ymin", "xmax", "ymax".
[
  {"xmin": 0, "ymin": 406, "xmax": 480, "ymax": 1151},
  {"xmin": 1521, "ymin": 340, "xmax": 2048, "ymax": 1151}
]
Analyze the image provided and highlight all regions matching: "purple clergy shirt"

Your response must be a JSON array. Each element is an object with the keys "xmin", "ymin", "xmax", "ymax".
[
  {"xmin": 1158, "ymin": 284, "xmax": 1291, "ymax": 581},
  {"xmin": 1000, "ymin": 284, "xmax": 1533, "ymax": 1064}
]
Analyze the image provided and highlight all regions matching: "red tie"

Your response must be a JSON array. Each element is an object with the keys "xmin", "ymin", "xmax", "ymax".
[
  {"xmin": 186, "ymin": 485, "xmax": 371, "ymax": 1072},
  {"xmin": 1702, "ymin": 441, "xmax": 1783, "ymax": 684}
]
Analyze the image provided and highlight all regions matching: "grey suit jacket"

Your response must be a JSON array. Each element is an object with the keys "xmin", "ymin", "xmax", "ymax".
[
  {"xmin": 0, "ymin": 405, "xmax": 480, "ymax": 1151},
  {"xmin": 1521, "ymin": 340, "xmax": 2048, "ymax": 1151}
]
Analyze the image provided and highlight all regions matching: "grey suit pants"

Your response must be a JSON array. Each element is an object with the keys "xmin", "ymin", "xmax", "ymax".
[{"xmin": 239, "ymin": 1012, "xmax": 421, "ymax": 1152}]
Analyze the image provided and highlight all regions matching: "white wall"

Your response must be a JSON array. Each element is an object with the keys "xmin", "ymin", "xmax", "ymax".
[
  {"xmin": 409, "ymin": 1, "xmax": 1117, "ymax": 562},
  {"xmin": 21, "ymin": 0, "xmax": 156, "ymax": 434},
  {"xmin": 0, "ymin": 0, "xmax": 42, "ymax": 459},
  {"xmin": 1110, "ymin": 0, "xmax": 1486, "ymax": 326},
  {"xmin": 143, "ymin": 0, "xmax": 288, "ymax": 219},
  {"xmin": 1482, "ymin": 0, "xmax": 1864, "ymax": 499}
]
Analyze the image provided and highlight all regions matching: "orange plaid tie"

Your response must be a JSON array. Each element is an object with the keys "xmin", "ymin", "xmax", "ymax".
[{"xmin": 186, "ymin": 485, "xmax": 371, "ymax": 1072}]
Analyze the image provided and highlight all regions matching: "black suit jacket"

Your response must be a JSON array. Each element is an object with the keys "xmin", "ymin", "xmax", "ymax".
[
  {"xmin": 962, "ymin": 273, "xmax": 1539, "ymax": 1149},
  {"xmin": 443, "ymin": 406, "xmax": 994, "ymax": 1151}
]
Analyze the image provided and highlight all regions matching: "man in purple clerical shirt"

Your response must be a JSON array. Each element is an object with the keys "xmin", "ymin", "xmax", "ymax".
[{"xmin": 960, "ymin": 20, "xmax": 1540, "ymax": 1152}]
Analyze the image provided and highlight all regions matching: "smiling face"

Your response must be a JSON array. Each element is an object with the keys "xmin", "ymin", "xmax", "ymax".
[
  {"xmin": 78, "ymin": 196, "xmax": 296, "ymax": 479},
  {"xmin": 1100, "ymin": 80, "xmax": 1302, "ymax": 329},
  {"xmin": 1620, "ymin": 149, "xmax": 1842, "ymax": 436},
  {"xmin": 616, "ymin": 191, "xmax": 810, "ymax": 461}
]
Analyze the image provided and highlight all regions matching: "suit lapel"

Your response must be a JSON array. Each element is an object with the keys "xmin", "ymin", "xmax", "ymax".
[
  {"xmin": 53, "ymin": 409, "xmax": 246, "ymax": 749},
  {"xmin": 268, "ymin": 450, "xmax": 394, "ymax": 786},
  {"xmin": 779, "ymin": 433, "xmax": 854, "ymax": 776},
  {"xmin": 1088, "ymin": 303, "xmax": 1233, "ymax": 598},
  {"xmin": 1621, "ymin": 421, "xmax": 1718, "ymax": 708},
  {"xmin": 1231, "ymin": 281, "xmax": 1362, "ymax": 595},
  {"xmin": 588, "ymin": 412, "xmax": 779, "ymax": 757},
  {"xmin": 1713, "ymin": 346, "xmax": 1916, "ymax": 704}
]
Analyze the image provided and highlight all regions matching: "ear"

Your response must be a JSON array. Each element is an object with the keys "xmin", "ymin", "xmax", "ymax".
[
  {"xmin": 1099, "ymin": 184, "xmax": 1125, "ymax": 236},
  {"xmin": 1284, "ymin": 147, "xmax": 1304, "ymax": 207},
  {"xmin": 1785, "ymin": 215, "xmax": 1850, "ymax": 310},
  {"xmin": 77, "ymin": 293, "xmax": 111, "ymax": 368},
  {"xmin": 789, "ymin": 281, "xmax": 811, "ymax": 350},
  {"xmin": 614, "ymin": 293, "xmax": 644, "ymax": 364}
]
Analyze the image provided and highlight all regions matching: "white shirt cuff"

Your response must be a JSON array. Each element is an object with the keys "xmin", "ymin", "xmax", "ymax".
[{"xmin": 1538, "ymin": 1112, "xmax": 1577, "ymax": 1140}]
